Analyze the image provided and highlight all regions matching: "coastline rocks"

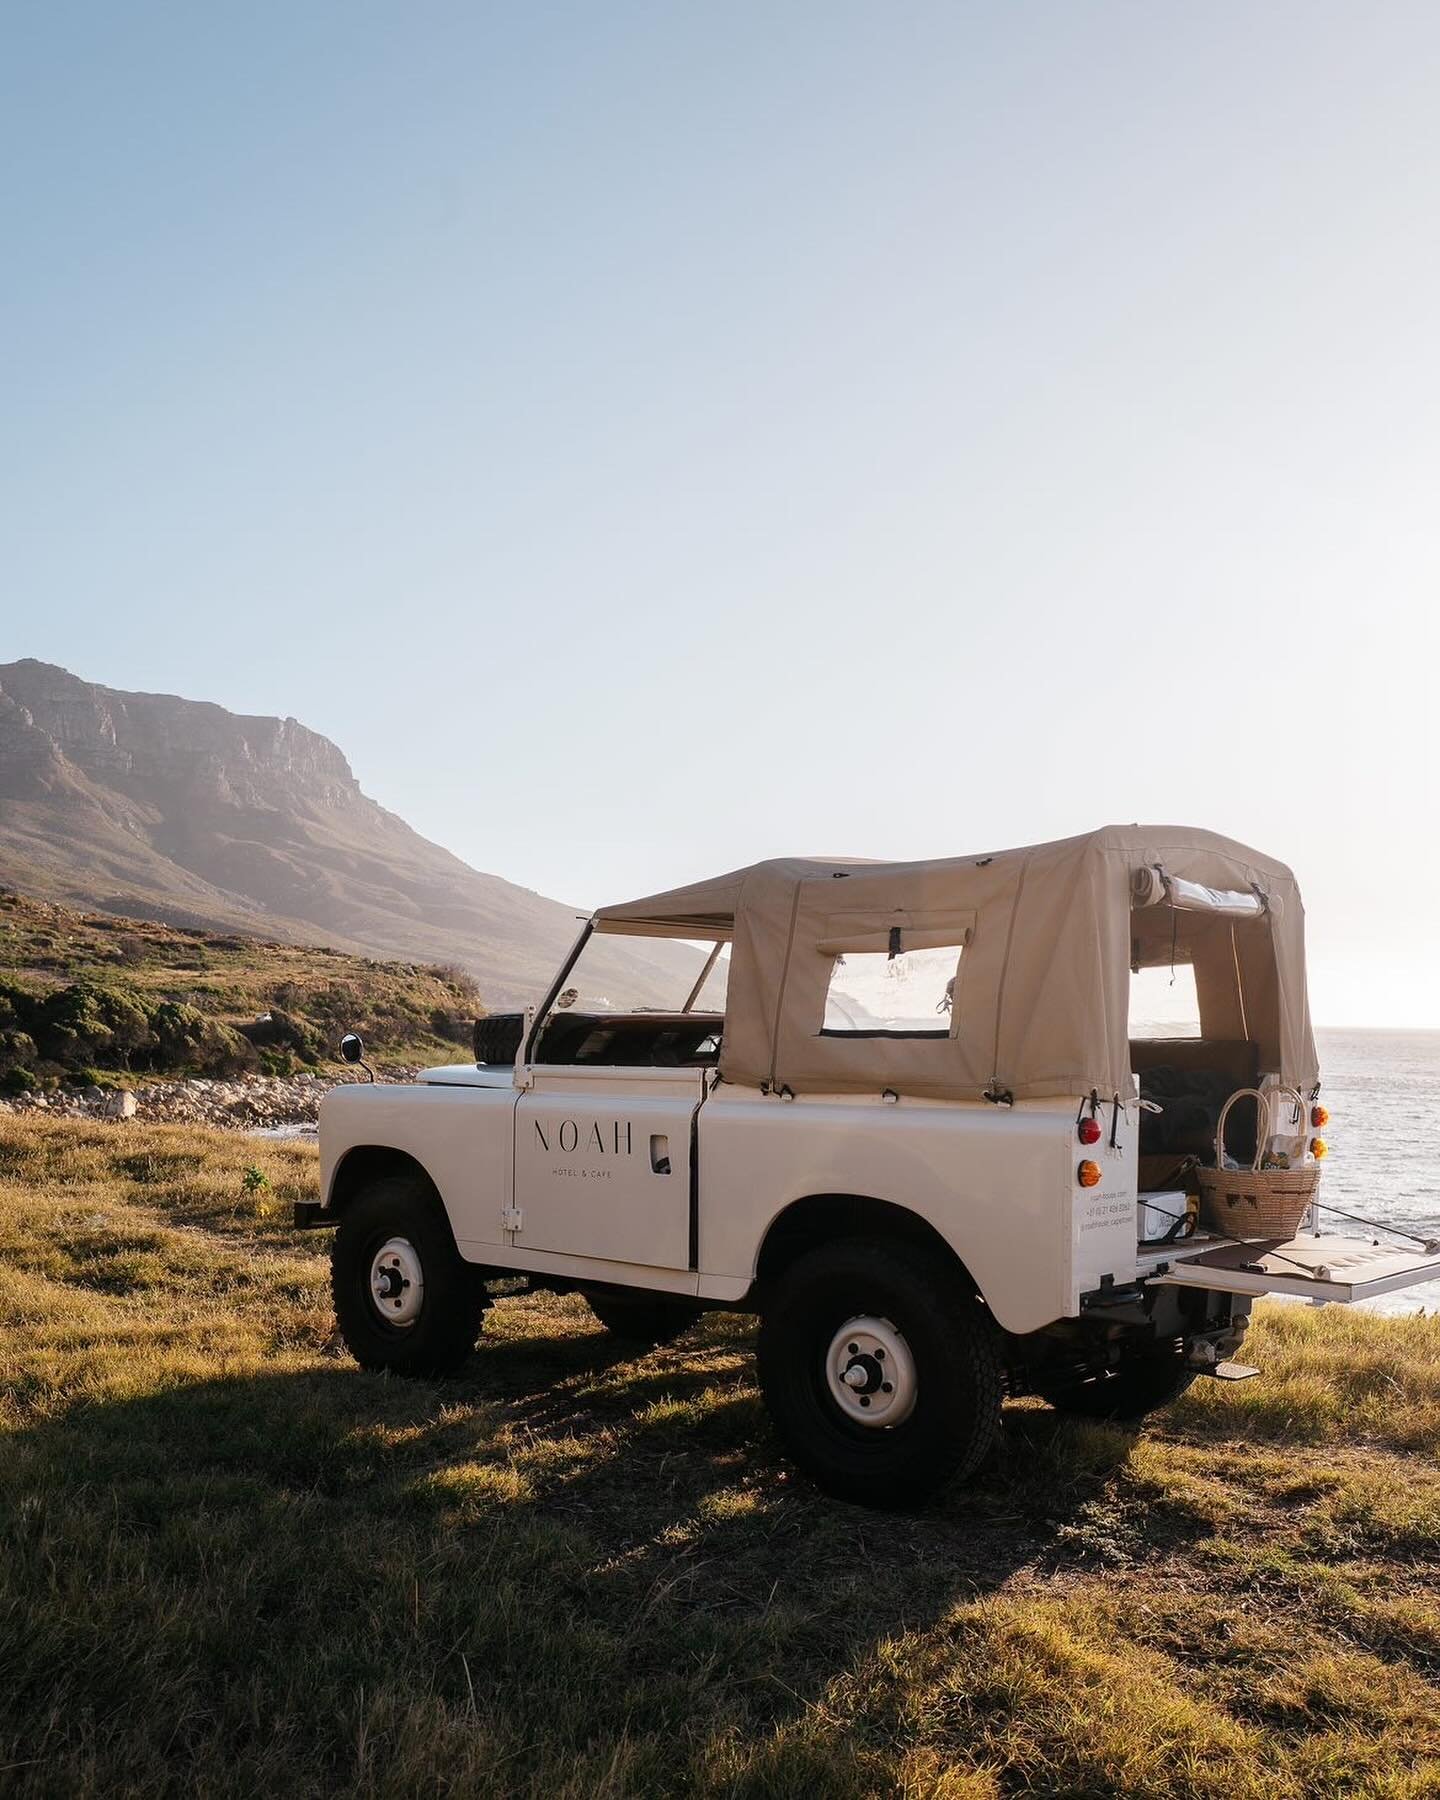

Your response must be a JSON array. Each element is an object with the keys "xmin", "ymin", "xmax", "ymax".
[{"xmin": 0, "ymin": 1069, "xmax": 420, "ymax": 1131}]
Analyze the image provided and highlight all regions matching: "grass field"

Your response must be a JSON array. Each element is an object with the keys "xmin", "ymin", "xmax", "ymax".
[{"xmin": 4, "ymin": 1115, "xmax": 1440, "ymax": 1797}]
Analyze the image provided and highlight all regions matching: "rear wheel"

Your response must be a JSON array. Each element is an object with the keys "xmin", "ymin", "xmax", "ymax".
[
  {"xmin": 331, "ymin": 1176, "xmax": 487, "ymax": 1376},
  {"xmin": 584, "ymin": 1290, "xmax": 702, "ymax": 1345},
  {"xmin": 1040, "ymin": 1337, "xmax": 1197, "ymax": 1420},
  {"xmin": 757, "ymin": 1238, "xmax": 1003, "ymax": 1508}
]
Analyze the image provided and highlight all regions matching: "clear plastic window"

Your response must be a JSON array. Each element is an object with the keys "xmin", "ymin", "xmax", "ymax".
[{"xmin": 822, "ymin": 945, "xmax": 962, "ymax": 1036}]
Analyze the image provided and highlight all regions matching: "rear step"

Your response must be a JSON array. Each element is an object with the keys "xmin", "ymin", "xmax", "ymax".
[{"xmin": 1199, "ymin": 1360, "xmax": 1260, "ymax": 1382}]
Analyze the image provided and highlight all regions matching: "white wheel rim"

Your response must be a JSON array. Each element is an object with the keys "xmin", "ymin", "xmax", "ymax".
[
  {"xmin": 825, "ymin": 1315, "xmax": 917, "ymax": 1427},
  {"xmin": 369, "ymin": 1237, "xmax": 424, "ymax": 1328}
]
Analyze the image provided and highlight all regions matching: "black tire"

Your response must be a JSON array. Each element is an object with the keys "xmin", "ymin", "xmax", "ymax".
[
  {"xmin": 584, "ymin": 1290, "xmax": 703, "ymax": 1346},
  {"xmin": 1040, "ymin": 1337, "xmax": 1198, "ymax": 1421},
  {"xmin": 756, "ymin": 1238, "xmax": 1003, "ymax": 1508},
  {"xmin": 472, "ymin": 1013, "xmax": 525, "ymax": 1066},
  {"xmin": 331, "ymin": 1175, "xmax": 487, "ymax": 1376}
]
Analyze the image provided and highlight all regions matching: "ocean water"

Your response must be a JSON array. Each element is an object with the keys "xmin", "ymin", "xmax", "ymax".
[{"xmin": 1311, "ymin": 1028, "xmax": 1440, "ymax": 1313}]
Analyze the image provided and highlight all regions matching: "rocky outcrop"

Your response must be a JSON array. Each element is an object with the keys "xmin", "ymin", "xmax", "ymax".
[
  {"xmin": 0, "ymin": 661, "xmax": 359, "ymax": 808},
  {"xmin": 0, "ymin": 1069, "xmax": 393, "ymax": 1132}
]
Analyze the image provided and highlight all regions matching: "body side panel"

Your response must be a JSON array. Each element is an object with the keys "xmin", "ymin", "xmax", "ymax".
[
  {"xmin": 320, "ymin": 1083, "xmax": 517, "ymax": 1249},
  {"xmin": 513, "ymin": 1067, "xmax": 704, "ymax": 1268},
  {"xmin": 319, "ymin": 1082, "xmax": 704, "ymax": 1292},
  {"xmin": 320, "ymin": 1080, "xmax": 1143, "ymax": 1328},
  {"xmin": 696, "ymin": 1085, "xmax": 1136, "ymax": 1335}
]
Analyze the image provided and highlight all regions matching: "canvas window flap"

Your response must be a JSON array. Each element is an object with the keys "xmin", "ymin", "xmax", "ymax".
[
  {"xmin": 1163, "ymin": 875, "xmax": 1266, "ymax": 917},
  {"xmin": 815, "ymin": 909, "xmax": 976, "ymax": 956}
]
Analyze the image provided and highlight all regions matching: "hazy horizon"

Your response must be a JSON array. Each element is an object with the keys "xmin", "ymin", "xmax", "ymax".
[{"xmin": 3, "ymin": 4, "xmax": 1437, "ymax": 1027}]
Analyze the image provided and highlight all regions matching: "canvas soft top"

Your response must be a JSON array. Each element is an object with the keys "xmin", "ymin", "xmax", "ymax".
[{"xmin": 593, "ymin": 825, "xmax": 1318, "ymax": 1102}]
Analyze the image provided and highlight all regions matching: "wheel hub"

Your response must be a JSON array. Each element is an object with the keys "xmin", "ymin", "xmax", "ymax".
[
  {"xmin": 368, "ymin": 1237, "xmax": 423, "ymax": 1328},
  {"xmin": 825, "ymin": 1316, "xmax": 917, "ymax": 1427}
]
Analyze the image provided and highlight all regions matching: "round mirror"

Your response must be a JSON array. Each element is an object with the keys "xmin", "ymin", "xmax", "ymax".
[{"xmin": 339, "ymin": 1032, "xmax": 365, "ymax": 1064}]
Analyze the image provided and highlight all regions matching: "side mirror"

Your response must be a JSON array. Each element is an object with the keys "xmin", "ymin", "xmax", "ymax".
[{"xmin": 339, "ymin": 1033, "xmax": 365, "ymax": 1064}]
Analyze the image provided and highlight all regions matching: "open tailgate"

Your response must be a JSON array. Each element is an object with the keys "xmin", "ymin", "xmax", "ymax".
[{"xmin": 1147, "ymin": 1235, "xmax": 1440, "ymax": 1304}]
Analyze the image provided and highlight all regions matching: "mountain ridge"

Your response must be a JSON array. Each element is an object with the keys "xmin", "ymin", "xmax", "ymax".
[{"xmin": 0, "ymin": 659, "xmax": 682, "ymax": 1007}]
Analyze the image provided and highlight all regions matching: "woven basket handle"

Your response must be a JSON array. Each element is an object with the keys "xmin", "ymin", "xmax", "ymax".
[{"xmin": 1214, "ymin": 1086, "xmax": 1269, "ymax": 1173}]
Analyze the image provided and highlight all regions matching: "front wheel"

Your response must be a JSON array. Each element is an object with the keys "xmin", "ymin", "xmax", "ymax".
[
  {"xmin": 331, "ymin": 1176, "xmax": 487, "ymax": 1376},
  {"xmin": 756, "ymin": 1238, "xmax": 1003, "ymax": 1508}
]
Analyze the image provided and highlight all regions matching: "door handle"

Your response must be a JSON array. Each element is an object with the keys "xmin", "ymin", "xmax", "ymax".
[{"xmin": 649, "ymin": 1134, "xmax": 671, "ymax": 1175}]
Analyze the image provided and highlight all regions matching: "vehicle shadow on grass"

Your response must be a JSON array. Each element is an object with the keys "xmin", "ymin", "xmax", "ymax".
[{"xmin": 0, "ymin": 1309, "xmax": 1210, "ymax": 1794}]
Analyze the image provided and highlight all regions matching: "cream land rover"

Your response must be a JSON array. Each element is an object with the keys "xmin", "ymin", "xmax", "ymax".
[{"xmin": 299, "ymin": 826, "xmax": 1440, "ymax": 1507}]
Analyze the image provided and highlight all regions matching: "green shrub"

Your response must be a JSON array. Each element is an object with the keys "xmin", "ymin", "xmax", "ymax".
[
  {"xmin": 281, "ymin": 980, "xmax": 365, "ymax": 1034},
  {"xmin": 430, "ymin": 962, "xmax": 484, "ymax": 1006},
  {"xmin": 149, "ymin": 1002, "xmax": 257, "ymax": 1076},
  {"xmin": 429, "ymin": 1006, "xmax": 472, "ymax": 1045},
  {"xmin": 34, "ymin": 983, "xmax": 154, "ymax": 1071},
  {"xmin": 0, "ymin": 1067, "xmax": 37, "ymax": 1095},
  {"xmin": 239, "ymin": 1007, "xmax": 324, "ymax": 1063},
  {"xmin": 0, "ymin": 1028, "xmax": 38, "ymax": 1075}
]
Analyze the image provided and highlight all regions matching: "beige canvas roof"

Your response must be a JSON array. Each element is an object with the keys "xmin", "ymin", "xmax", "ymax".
[{"xmin": 594, "ymin": 825, "xmax": 1319, "ymax": 1102}]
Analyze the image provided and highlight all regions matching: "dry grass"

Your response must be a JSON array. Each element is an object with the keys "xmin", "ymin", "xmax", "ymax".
[{"xmin": 4, "ymin": 1115, "xmax": 1440, "ymax": 1796}]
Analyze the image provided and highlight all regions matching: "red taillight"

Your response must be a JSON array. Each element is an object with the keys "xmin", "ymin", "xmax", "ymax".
[
  {"xmin": 1077, "ymin": 1160, "xmax": 1102, "ymax": 1188},
  {"xmin": 1078, "ymin": 1117, "xmax": 1102, "ymax": 1146},
  {"xmin": 1311, "ymin": 1105, "xmax": 1329, "ymax": 1129}
]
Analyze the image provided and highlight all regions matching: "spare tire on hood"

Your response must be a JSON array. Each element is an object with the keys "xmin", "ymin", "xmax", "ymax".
[{"xmin": 472, "ymin": 1013, "xmax": 525, "ymax": 1066}]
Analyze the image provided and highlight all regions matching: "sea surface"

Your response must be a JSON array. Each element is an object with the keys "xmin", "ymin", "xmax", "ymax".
[{"xmin": 1308, "ymin": 1029, "xmax": 1440, "ymax": 1312}]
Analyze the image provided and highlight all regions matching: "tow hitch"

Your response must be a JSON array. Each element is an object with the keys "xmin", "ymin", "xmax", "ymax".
[{"xmin": 1185, "ymin": 1309, "xmax": 1257, "ymax": 1380}]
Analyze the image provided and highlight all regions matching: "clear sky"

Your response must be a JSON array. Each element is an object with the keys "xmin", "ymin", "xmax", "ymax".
[{"xmin": 3, "ymin": 3, "xmax": 1437, "ymax": 1026}]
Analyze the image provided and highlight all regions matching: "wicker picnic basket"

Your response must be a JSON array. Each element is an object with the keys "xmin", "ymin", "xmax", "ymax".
[{"xmin": 1197, "ymin": 1086, "xmax": 1320, "ymax": 1239}]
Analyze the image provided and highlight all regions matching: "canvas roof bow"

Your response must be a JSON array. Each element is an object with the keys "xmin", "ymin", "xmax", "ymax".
[{"xmin": 593, "ymin": 825, "xmax": 1319, "ymax": 1103}]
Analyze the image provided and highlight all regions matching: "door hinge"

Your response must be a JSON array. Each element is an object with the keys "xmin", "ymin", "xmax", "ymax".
[{"xmin": 500, "ymin": 1206, "xmax": 522, "ymax": 1233}]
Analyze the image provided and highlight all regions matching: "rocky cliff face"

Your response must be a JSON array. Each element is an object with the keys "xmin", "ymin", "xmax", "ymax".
[
  {"xmin": 0, "ymin": 660, "xmax": 357, "ymax": 806},
  {"xmin": 0, "ymin": 660, "xmax": 686, "ymax": 1007}
]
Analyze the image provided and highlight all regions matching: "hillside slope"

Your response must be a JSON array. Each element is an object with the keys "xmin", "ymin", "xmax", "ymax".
[
  {"xmin": 0, "ymin": 660, "xmax": 687, "ymax": 1007},
  {"xmin": 0, "ymin": 889, "xmax": 489, "ymax": 1079}
]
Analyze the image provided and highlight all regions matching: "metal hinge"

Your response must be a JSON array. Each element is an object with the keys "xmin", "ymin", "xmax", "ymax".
[{"xmin": 500, "ymin": 1206, "xmax": 522, "ymax": 1233}]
